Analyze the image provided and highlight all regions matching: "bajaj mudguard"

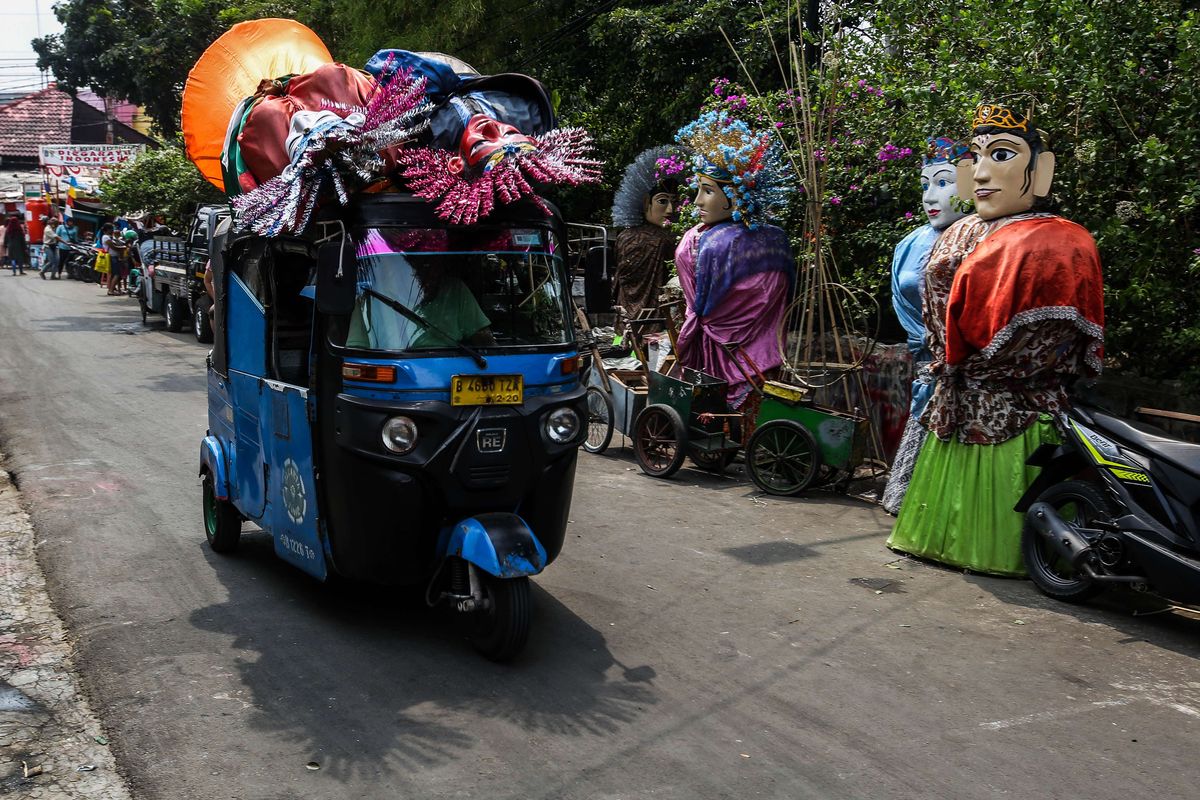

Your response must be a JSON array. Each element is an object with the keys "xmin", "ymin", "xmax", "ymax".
[{"xmin": 440, "ymin": 512, "xmax": 547, "ymax": 578}]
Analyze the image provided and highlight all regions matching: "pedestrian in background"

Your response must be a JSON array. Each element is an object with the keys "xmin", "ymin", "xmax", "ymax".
[
  {"xmin": 111, "ymin": 229, "xmax": 137, "ymax": 295},
  {"xmin": 98, "ymin": 223, "xmax": 115, "ymax": 291},
  {"xmin": 55, "ymin": 217, "xmax": 78, "ymax": 278},
  {"xmin": 41, "ymin": 216, "xmax": 61, "ymax": 279},
  {"xmin": 5, "ymin": 215, "xmax": 28, "ymax": 275}
]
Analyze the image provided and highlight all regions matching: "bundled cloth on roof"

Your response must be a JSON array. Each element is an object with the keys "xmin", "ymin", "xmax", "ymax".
[{"xmin": 180, "ymin": 20, "xmax": 600, "ymax": 235}]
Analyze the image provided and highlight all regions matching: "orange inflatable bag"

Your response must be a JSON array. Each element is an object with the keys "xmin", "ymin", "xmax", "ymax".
[{"xmin": 181, "ymin": 18, "xmax": 333, "ymax": 191}]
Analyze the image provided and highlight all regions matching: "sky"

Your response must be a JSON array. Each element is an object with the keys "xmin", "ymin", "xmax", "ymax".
[{"xmin": 0, "ymin": 0, "xmax": 63, "ymax": 95}]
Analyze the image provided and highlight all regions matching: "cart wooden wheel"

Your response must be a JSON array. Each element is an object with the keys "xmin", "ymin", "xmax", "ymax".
[
  {"xmin": 583, "ymin": 386, "xmax": 614, "ymax": 454},
  {"xmin": 689, "ymin": 445, "xmax": 734, "ymax": 474},
  {"xmin": 633, "ymin": 404, "xmax": 687, "ymax": 478},
  {"xmin": 746, "ymin": 419, "xmax": 822, "ymax": 496}
]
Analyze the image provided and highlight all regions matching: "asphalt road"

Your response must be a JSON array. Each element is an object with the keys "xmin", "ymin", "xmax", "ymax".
[{"xmin": 1, "ymin": 272, "xmax": 1199, "ymax": 800}]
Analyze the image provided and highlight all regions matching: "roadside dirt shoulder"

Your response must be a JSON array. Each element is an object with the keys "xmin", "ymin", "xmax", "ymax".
[{"xmin": 1, "ymin": 451, "xmax": 133, "ymax": 799}]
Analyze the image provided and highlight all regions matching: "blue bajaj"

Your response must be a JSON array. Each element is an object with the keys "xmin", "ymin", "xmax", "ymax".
[{"xmin": 200, "ymin": 194, "xmax": 587, "ymax": 660}]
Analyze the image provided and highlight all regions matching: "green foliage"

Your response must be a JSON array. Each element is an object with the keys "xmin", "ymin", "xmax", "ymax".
[
  {"xmin": 35, "ymin": 0, "xmax": 1200, "ymax": 382},
  {"xmin": 98, "ymin": 142, "xmax": 222, "ymax": 227},
  {"xmin": 34, "ymin": 1, "xmax": 337, "ymax": 136},
  {"xmin": 323, "ymin": 1, "xmax": 789, "ymax": 216},
  {"xmin": 709, "ymin": 0, "xmax": 1200, "ymax": 383}
]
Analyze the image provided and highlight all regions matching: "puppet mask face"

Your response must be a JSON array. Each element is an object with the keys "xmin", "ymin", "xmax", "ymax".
[
  {"xmin": 644, "ymin": 191, "xmax": 677, "ymax": 227},
  {"xmin": 694, "ymin": 175, "xmax": 734, "ymax": 225},
  {"xmin": 920, "ymin": 162, "xmax": 965, "ymax": 230},
  {"xmin": 460, "ymin": 115, "xmax": 534, "ymax": 168},
  {"xmin": 958, "ymin": 133, "xmax": 1054, "ymax": 220}
]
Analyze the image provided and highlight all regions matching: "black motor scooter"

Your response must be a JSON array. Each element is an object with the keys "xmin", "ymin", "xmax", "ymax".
[
  {"xmin": 61, "ymin": 242, "xmax": 98, "ymax": 282},
  {"xmin": 1015, "ymin": 405, "xmax": 1200, "ymax": 607}
]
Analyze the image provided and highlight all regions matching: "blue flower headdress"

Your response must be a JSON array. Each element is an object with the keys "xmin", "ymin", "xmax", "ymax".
[
  {"xmin": 674, "ymin": 110, "xmax": 791, "ymax": 229},
  {"xmin": 922, "ymin": 135, "xmax": 968, "ymax": 167}
]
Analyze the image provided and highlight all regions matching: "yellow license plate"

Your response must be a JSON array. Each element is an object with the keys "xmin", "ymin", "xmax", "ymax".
[{"xmin": 450, "ymin": 374, "xmax": 524, "ymax": 406}]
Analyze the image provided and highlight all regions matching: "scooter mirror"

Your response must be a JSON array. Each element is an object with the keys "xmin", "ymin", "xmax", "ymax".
[{"xmin": 316, "ymin": 237, "xmax": 358, "ymax": 315}]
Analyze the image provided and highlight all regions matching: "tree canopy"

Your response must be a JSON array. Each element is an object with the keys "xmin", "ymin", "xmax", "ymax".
[
  {"xmin": 97, "ymin": 141, "xmax": 222, "ymax": 228},
  {"xmin": 33, "ymin": 0, "xmax": 1200, "ymax": 382}
]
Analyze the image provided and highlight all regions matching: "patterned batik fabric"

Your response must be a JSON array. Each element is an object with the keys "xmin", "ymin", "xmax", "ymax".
[
  {"xmin": 613, "ymin": 224, "xmax": 676, "ymax": 326},
  {"xmin": 923, "ymin": 215, "xmax": 1105, "ymax": 444},
  {"xmin": 880, "ymin": 411, "xmax": 927, "ymax": 515}
]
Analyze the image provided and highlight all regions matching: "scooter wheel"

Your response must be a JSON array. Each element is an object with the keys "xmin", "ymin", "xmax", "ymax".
[
  {"xmin": 1021, "ymin": 480, "xmax": 1111, "ymax": 603},
  {"xmin": 164, "ymin": 293, "xmax": 185, "ymax": 332},
  {"xmin": 470, "ymin": 574, "xmax": 531, "ymax": 662},
  {"xmin": 203, "ymin": 472, "xmax": 242, "ymax": 554}
]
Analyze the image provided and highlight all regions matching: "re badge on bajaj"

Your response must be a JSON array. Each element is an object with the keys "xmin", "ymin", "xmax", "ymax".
[{"xmin": 477, "ymin": 428, "xmax": 507, "ymax": 453}]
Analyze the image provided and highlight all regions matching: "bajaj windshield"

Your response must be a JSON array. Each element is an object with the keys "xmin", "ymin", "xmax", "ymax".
[{"xmin": 345, "ymin": 227, "xmax": 570, "ymax": 352}]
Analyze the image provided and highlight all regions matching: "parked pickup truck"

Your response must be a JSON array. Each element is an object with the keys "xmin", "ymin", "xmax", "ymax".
[{"xmin": 141, "ymin": 204, "xmax": 230, "ymax": 342}]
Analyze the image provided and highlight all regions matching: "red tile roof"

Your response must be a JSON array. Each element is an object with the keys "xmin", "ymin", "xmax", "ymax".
[{"xmin": 0, "ymin": 87, "xmax": 73, "ymax": 159}]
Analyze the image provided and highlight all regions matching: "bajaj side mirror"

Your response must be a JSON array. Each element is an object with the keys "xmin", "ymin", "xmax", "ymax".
[{"xmin": 316, "ymin": 237, "xmax": 358, "ymax": 315}]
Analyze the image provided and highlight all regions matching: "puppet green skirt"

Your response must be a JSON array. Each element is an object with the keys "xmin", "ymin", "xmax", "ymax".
[{"xmin": 886, "ymin": 415, "xmax": 1059, "ymax": 577}]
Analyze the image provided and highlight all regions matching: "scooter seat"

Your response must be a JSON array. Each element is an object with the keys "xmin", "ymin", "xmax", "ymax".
[{"xmin": 1091, "ymin": 412, "xmax": 1200, "ymax": 477}]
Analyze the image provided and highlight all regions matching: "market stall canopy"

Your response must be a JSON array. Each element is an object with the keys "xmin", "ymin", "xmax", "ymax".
[{"xmin": 182, "ymin": 18, "xmax": 333, "ymax": 190}]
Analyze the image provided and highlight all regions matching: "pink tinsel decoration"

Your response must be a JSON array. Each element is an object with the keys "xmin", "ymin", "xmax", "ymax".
[{"xmin": 396, "ymin": 127, "xmax": 603, "ymax": 225}]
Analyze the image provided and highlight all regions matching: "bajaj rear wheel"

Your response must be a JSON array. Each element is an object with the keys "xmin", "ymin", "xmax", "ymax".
[
  {"xmin": 1021, "ymin": 480, "xmax": 1111, "ymax": 603},
  {"xmin": 203, "ymin": 472, "xmax": 241, "ymax": 553},
  {"xmin": 470, "ymin": 574, "xmax": 531, "ymax": 662}
]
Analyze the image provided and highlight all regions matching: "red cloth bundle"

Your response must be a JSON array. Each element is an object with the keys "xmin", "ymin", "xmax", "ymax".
[{"xmin": 238, "ymin": 62, "xmax": 376, "ymax": 185}]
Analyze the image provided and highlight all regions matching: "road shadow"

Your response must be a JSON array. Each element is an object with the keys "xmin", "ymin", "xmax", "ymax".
[
  {"xmin": 962, "ymin": 567, "xmax": 1200, "ymax": 662},
  {"xmin": 587, "ymin": 445, "xmax": 883, "ymax": 512},
  {"xmin": 30, "ymin": 308, "xmax": 136, "ymax": 333},
  {"xmin": 190, "ymin": 532, "xmax": 658, "ymax": 784},
  {"xmin": 137, "ymin": 371, "xmax": 206, "ymax": 394}
]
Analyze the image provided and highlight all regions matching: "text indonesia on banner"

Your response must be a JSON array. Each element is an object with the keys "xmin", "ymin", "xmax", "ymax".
[{"xmin": 38, "ymin": 144, "xmax": 145, "ymax": 168}]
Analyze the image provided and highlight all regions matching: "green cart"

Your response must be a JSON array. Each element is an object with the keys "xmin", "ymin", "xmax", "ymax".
[
  {"xmin": 743, "ymin": 382, "xmax": 870, "ymax": 496},
  {"xmin": 633, "ymin": 363, "xmax": 869, "ymax": 495},
  {"xmin": 632, "ymin": 367, "xmax": 742, "ymax": 477}
]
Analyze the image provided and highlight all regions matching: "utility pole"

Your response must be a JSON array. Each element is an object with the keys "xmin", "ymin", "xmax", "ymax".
[{"xmin": 104, "ymin": 94, "xmax": 115, "ymax": 144}]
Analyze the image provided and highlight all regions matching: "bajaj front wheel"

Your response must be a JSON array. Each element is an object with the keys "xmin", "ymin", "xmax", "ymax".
[
  {"xmin": 203, "ymin": 472, "xmax": 241, "ymax": 553},
  {"xmin": 470, "ymin": 574, "xmax": 531, "ymax": 662}
]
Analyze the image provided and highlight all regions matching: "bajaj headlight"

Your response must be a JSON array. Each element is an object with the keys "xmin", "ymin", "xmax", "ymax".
[
  {"xmin": 381, "ymin": 416, "xmax": 419, "ymax": 454},
  {"xmin": 545, "ymin": 407, "xmax": 580, "ymax": 444}
]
